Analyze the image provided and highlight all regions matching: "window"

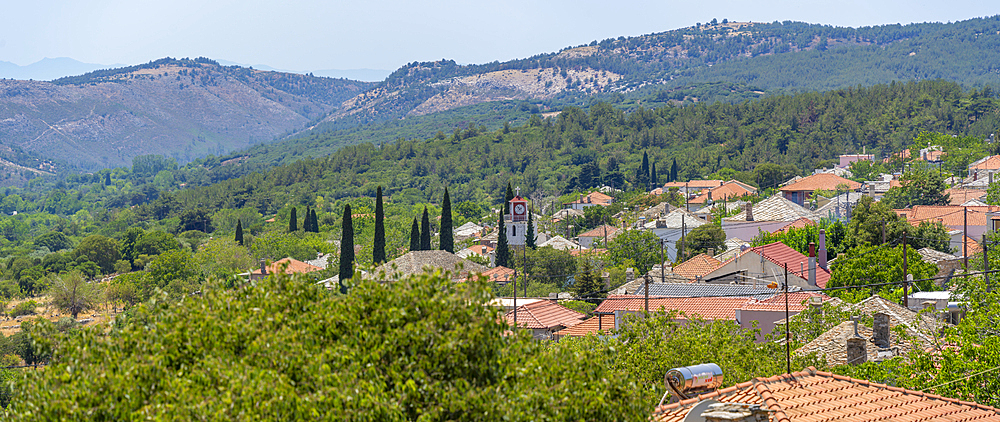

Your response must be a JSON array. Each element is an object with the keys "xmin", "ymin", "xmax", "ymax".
[{"xmin": 512, "ymin": 225, "xmax": 517, "ymax": 236}]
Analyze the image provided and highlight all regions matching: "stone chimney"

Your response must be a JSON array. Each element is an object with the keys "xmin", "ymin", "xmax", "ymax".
[
  {"xmin": 580, "ymin": 193, "xmax": 585, "ymax": 203},
  {"xmin": 707, "ymin": 248, "xmax": 715, "ymax": 256},
  {"xmin": 872, "ymin": 312, "xmax": 890, "ymax": 349},
  {"xmin": 818, "ymin": 230, "xmax": 828, "ymax": 270},
  {"xmin": 707, "ymin": 190, "xmax": 713, "ymax": 202},
  {"xmin": 625, "ymin": 267, "xmax": 635, "ymax": 285},
  {"xmin": 701, "ymin": 403, "xmax": 771, "ymax": 422},
  {"xmin": 847, "ymin": 316, "xmax": 867, "ymax": 365},
  {"xmin": 808, "ymin": 242, "xmax": 817, "ymax": 286},
  {"xmin": 745, "ymin": 202, "xmax": 753, "ymax": 221},
  {"xmin": 259, "ymin": 259, "xmax": 268, "ymax": 275}
]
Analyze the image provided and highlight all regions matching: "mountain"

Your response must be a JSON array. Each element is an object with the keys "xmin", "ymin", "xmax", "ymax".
[
  {"xmin": 0, "ymin": 57, "xmax": 374, "ymax": 171},
  {"xmin": 0, "ymin": 57, "xmax": 124, "ymax": 81}
]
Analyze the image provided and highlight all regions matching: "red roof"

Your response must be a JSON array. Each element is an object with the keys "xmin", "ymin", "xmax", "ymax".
[
  {"xmin": 482, "ymin": 266, "xmax": 514, "ymax": 283},
  {"xmin": 896, "ymin": 205, "xmax": 1000, "ymax": 227},
  {"xmin": 654, "ymin": 366, "xmax": 1000, "ymax": 422},
  {"xmin": 564, "ymin": 191, "xmax": 613, "ymax": 205},
  {"xmin": 662, "ymin": 180, "xmax": 724, "ymax": 189},
  {"xmin": 945, "ymin": 188, "xmax": 987, "ymax": 205},
  {"xmin": 672, "ymin": 254, "xmax": 722, "ymax": 281},
  {"xmin": 779, "ymin": 173, "xmax": 863, "ymax": 193},
  {"xmin": 970, "ymin": 155, "xmax": 1000, "ymax": 170},
  {"xmin": 721, "ymin": 242, "xmax": 831, "ymax": 288},
  {"xmin": 772, "ymin": 217, "xmax": 816, "ymax": 234},
  {"xmin": 554, "ymin": 315, "xmax": 616, "ymax": 337},
  {"xmin": 688, "ymin": 181, "xmax": 754, "ymax": 205},
  {"xmin": 502, "ymin": 300, "xmax": 585, "ymax": 329},
  {"xmin": 250, "ymin": 258, "xmax": 323, "ymax": 275},
  {"xmin": 594, "ymin": 295, "xmax": 751, "ymax": 321},
  {"xmin": 738, "ymin": 292, "xmax": 833, "ymax": 312},
  {"xmin": 577, "ymin": 224, "xmax": 621, "ymax": 239}
]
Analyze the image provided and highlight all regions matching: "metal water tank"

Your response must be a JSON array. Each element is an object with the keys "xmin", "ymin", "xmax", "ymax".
[{"xmin": 665, "ymin": 363, "xmax": 724, "ymax": 392}]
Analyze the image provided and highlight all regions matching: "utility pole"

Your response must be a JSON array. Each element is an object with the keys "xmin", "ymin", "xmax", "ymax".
[
  {"xmin": 881, "ymin": 219, "xmax": 886, "ymax": 245},
  {"xmin": 964, "ymin": 206, "xmax": 968, "ymax": 270},
  {"xmin": 784, "ymin": 263, "xmax": 790, "ymax": 375},
  {"xmin": 680, "ymin": 214, "xmax": 686, "ymax": 262},
  {"xmin": 985, "ymin": 233, "xmax": 991, "ymax": 292},
  {"xmin": 903, "ymin": 231, "xmax": 908, "ymax": 308},
  {"xmin": 512, "ymin": 264, "xmax": 517, "ymax": 329},
  {"xmin": 685, "ymin": 182, "xmax": 689, "ymax": 212}
]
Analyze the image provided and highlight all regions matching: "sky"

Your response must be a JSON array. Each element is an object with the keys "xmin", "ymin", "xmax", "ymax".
[{"xmin": 2, "ymin": 0, "xmax": 997, "ymax": 74}]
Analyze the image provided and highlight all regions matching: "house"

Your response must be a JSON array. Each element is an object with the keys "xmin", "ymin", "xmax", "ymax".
[
  {"xmin": 632, "ymin": 283, "xmax": 781, "ymax": 300},
  {"xmin": 945, "ymin": 188, "xmax": 987, "ymax": 206},
  {"xmin": 653, "ymin": 366, "xmax": 1000, "ymax": 422},
  {"xmin": 609, "ymin": 265, "xmax": 691, "ymax": 295},
  {"xmin": 538, "ymin": 235, "xmax": 583, "ymax": 251},
  {"xmin": 906, "ymin": 291, "xmax": 966, "ymax": 324},
  {"xmin": 862, "ymin": 174, "xmax": 902, "ymax": 198},
  {"xmin": 795, "ymin": 296, "xmax": 943, "ymax": 366},
  {"xmin": 779, "ymin": 173, "xmax": 863, "ymax": 207},
  {"xmin": 248, "ymin": 257, "xmax": 324, "ymax": 281},
  {"xmin": 481, "ymin": 265, "xmax": 515, "ymax": 285},
  {"xmin": 813, "ymin": 191, "xmax": 865, "ymax": 220},
  {"xmin": 576, "ymin": 224, "xmax": 620, "ymax": 248},
  {"xmin": 968, "ymin": 155, "xmax": 1000, "ymax": 180},
  {"xmin": 563, "ymin": 191, "xmax": 613, "ymax": 210},
  {"xmin": 595, "ymin": 295, "xmax": 752, "ymax": 323},
  {"xmin": 662, "ymin": 180, "xmax": 725, "ymax": 197},
  {"xmin": 502, "ymin": 300, "xmax": 586, "ymax": 340},
  {"xmin": 895, "ymin": 205, "xmax": 1000, "ymax": 240},
  {"xmin": 551, "ymin": 208, "xmax": 584, "ymax": 221},
  {"xmin": 771, "ymin": 217, "xmax": 816, "ymax": 234},
  {"xmin": 456, "ymin": 244, "xmax": 493, "ymax": 261},
  {"xmin": 454, "ymin": 222, "xmax": 484, "ymax": 240},
  {"xmin": 369, "ymin": 250, "xmax": 487, "ymax": 281},
  {"xmin": 917, "ymin": 247, "xmax": 963, "ymax": 280},
  {"xmin": 736, "ymin": 292, "xmax": 834, "ymax": 339},
  {"xmin": 721, "ymin": 196, "xmax": 816, "ymax": 241},
  {"xmin": 644, "ymin": 209, "xmax": 707, "ymax": 261},
  {"xmin": 687, "ymin": 180, "xmax": 756, "ymax": 206},
  {"xmin": 671, "ymin": 254, "xmax": 722, "ymax": 281},
  {"xmin": 698, "ymin": 241, "xmax": 831, "ymax": 289},
  {"xmin": 552, "ymin": 315, "xmax": 616, "ymax": 339},
  {"xmin": 837, "ymin": 153, "xmax": 873, "ymax": 168}
]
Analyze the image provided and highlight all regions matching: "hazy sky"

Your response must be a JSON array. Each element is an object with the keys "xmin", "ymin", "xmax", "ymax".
[{"xmin": 2, "ymin": 1, "xmax": 996, "ymax": 72}]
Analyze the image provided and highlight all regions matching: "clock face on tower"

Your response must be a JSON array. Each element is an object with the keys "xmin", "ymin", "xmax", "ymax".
[{"xmin": 514, "ymin": 204, "xmax": 526, "ymax": 215}]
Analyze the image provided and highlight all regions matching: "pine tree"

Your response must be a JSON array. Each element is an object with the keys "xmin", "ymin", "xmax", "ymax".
[
  {"xmin": 409, "ymin": 218, "xmax": 420, "ymax": 252},
  {"xmin": 420, "ymin": 206, "xmax": 431, "ymax": 251},
  {"xmin": 525, "ymin": 208, "xmax": 536, "ymax": 249},
  {"xmin": 235, "ymin": 220, "xmax": 244, "ymax": 245},
  {"xmin": 289, "ymin": 207, "xmax": 298, "ymax": 232},
  {"xmin": 440, "ymin": 188, "xmax": 454, "ymax": 253},
  {"xmin": 495, "ymin": 213, "xmax": 510, "ymax": 268},
  {"xmin": 338, "ymin": 204, "xmax": 354, "ymax": 294},
  {"xmin": 651, "ymin": 161, "xmax": 658, "ymax": 187},
  {"xmin": 104, "ymin": 173, "xmax": 111, "ymax": 186},
  {"xmin": 374, "ymin": 186, "xmax": 386, "ymax": 264}
]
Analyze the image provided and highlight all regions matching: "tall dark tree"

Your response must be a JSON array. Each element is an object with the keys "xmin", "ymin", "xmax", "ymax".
[
  {"xmin": 420, "ymin": 207, "xmax": 431, "ymax": 251},
  {"xmin": 525, "ymin": 208, "xmax": 536, "ymax": 249},
  {"xmin": 310, "ymin": 209, "xmax": 319, "ymax": 232},
  {"xmin": 638, "ymin": 151, "xmax": 650, "ymax": 188},
  {"xmin": 235, "ymin": 220, "xmax": 244, "ymax": 246},
  {"xmin": 373, "ymin": 186, "xmax": 386, "ymax": 264},
  {"xmin": 651, "ymin": 161, "xmax": 658, "ymax": 186},
  {"xmin": 303, "ymin": 207, "xmax": 313, "ymax": 232},
  {"xmin": 104, "ymin": 173, "xmax": 111, "ymax": 186},
  {"xmin": 338, "ymin": 205, "xmax": 354, "ymax": 293},
  {"xmin": 440, "ymin": 188, "xmax": 454, "ymax": 253},
  {"xmin": 409, "ymin": 218, "xmax": 420, "ymax": 252},
  {"xmin": 495, "ymin": 213, "xmax": 510, "ymax": 268},
  {"xmin": 289, "ymin": 207, "xmax": 298, "ymax": 232},
  {"xmin": 670, "ymin": 158, "xmax": 679, "ymax": 183}
]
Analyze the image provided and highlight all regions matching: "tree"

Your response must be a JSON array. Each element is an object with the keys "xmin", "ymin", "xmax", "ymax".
[
  {"xmin": 420, "ymin": 206, "xmax": 431, "ymax": 251},
  {"xmin": 135, "ymin": 230, "xmax": 180, "ymax": 256},
  {"xmin": 849, "ymin": 196, "xmax": 907, "ymax": 247},
  {"xmin": 47, "ymin": 271, "xmax": 101, "ymax": 319},
  {"xmin": 288, "ymin": 207, "xmax": 298, "ymax": 232},
  {"xmin": 34, "ymin": 232, "xmax": 73, "ymax": 252},
  {"xmin": 650, "ymin": 161, "xmax": 658, "ymax": 187},
  {"xmin": 637, "ymin": 151, "xmax": 650, "ymax": 188},
  {"xmin": 525, "ymin": 210, "xmax": 536, "ymax": 249},
  {"xmin": 574, "ymin": 260, "xmax": 604, "ymax": 298},
  {"xmin": 670, "ymin": 157, "xmax": 678, "ymax": 183},
  {"xmin": 235, "ymin": 220, "xmax": 244, "ymax": 245},
  {"xmin": 496, "ymin": 213, "xmax": 510, "ymax": 268},
  {"xmin": 606, "ymin": 230, "xmax": 661, "ymax": 274},
  {"xmin": 883, "ymin": 167, "xmax": 950, "ymax": 209},
  {"xmin": 73, "ymin": 235, "xmax": 121, "ymax": 275},
  {"xmin": 440, "ymin": 188, "xmax": 454, "ymax": 253},
  {"xmin": 178, "ymin": 208, "xmax": 213, "ymax": 233},
  {"xmin": 303, "ymin": 207, "xmax": 313, "ymax": 232},
  {"xmin": 827, "ymin": 244, "xmax": 937, "ymax": 299},
  {"xmin": 503, "ymin": 183, "xmax": 514, "ymax": 216},
  {"xmin": 409, "ymin": 218, "xmax": 420, "ymax": 252},
  {"xmin": 374, "ymin": 186, "xmax": 386, "ymax": 264},
  {"xmin": 680, "ymin": 225, "xmax": 726, "ymax": 258},
  {"xmin": 339, "ymin": 205, "xmax": 355, "ymax": 292}
]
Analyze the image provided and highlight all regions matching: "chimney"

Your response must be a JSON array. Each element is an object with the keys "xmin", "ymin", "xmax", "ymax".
[
  {"xmin": 869, "ymin": 183, "xmax": 874, "ymax": 196},
  {"xmin": 745, "ymin": 202, "xmax": 753, "ymax": 221},
  {"xmin": 260, "ymin": 259, "xmax": 268, "ymax": 275},
  {"xmin": 872, "ymin": 312, "xmax": 890, "ymax": 349},
  {"xmin": 625, "ymin": 267, "xmax": 635, "ymax": 285},
  {"xmin": 818, "ymin": 230, "xmax": 828, "ymax": 270},
  {"xmin": 708, "ymin": 248, "xmax": 715, "ymax": 256},
  {"xmin": 701, "ymin": 403, "xmax": 772, "ymax": 422},
  {"xmin": 847, "ymin": 317, "xmax": 867, "ymax": 365},
  {"xmin": 580, "ymin": 193, "xmax": 585, "ymax": 203},
  {"xmin": 707, "ymin": 190, "xmax": 713, "ymax": 202},
  {"xmin": 808, "ymin": 242, "xmax": 817, "ymax": 286}
]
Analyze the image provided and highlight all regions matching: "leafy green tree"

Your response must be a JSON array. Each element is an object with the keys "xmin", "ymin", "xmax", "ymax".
[
  {"xmin": 650, "ymin": 161, "xmax": 658, "ymax": 186},
  {"xmin": 503, "ymin": 183, "xmax": 514, "ymax": 216},
  {"xmin": 374, "ymin": 186, "xmax": 386, "ymax": 263},
  {"xmin": 606, "ymin": 230, "xmax": 661, "ymax": 274},
  {"xmin": 288, "ymin": 207, "xmax": 298, "ymax": 232},
  {"xmin": 409, "ymin": 218, "xmax": 420, "ymax": 252},
  {"xmin": 33, "ymin": 232, "xmax": 73, "ymax": 252},
  {"xmin": 235, "ymin": 220, "xmax": 244, "ymax": 245},
  {"xmin": 440, "ymin": 188, "xmax": 454, "ymax": 253},
  {"xmin": 47, "ymin": 271, "xmax": 101, "ymax": 319},
  {"xmin": 680, "ymin": 224, "xmax": 726, "ymax": 257},
  {"xmin": 339, "ymin": 204, "xmax": 355, "ymax": 291},
  {"xmin": 73, "ymin": 235, "xmax": 120, "ymax": 275},
  {"xmin": 849, "ymin": 196, "xmax": 907, "ymax": 247},
  {"xmin": 119, "ymin": 227, "xmax": 144, "ymax": 265},
  {"xmin": 827, "ymin": 244, "xmax": 937, "ymax": 299},
  {"xmin": 883, "ymin": 166, "xmax": 950, "ymax": 208},
  {"xmin": 178, "ymin": 208, "xmax": 213, "ymax": 233},
  {"xmin": 515, "ymin": 246, "xmax": 575, "ymax": 287},
  {"xmin": 670, "ymin": 157, "xmax": 678, "ymax": 183},
  {"xmin": 752, "ymin": 220, "xmax": 849, "ymax": 261},
  {"xmin": 420, "ymin": 206, "xmax": 431, "ymax": 251},
  {"xmin": 135, "ymin": 230, "xmax": 180, "ymax": 256},
  {"xmin": 496, "ymin": 214, "xmax": 510, "ymax": 268}
]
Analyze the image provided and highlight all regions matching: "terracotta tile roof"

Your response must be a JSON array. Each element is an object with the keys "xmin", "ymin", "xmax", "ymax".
[
  {"xmin": 959, "ymin": 235, "xmax": 983, "ymax": 257},
  {"xmin": 738, "ymin": 292, "xmax": 832, "ymax": 312},
  {"xmin": 719, "ymin": 242, "xmax": 831, "ymax": 288},
  {"xmin": 564, "ymin": 191, "xmax": 613, "ymax": 205},
  {"xmin": 688, "ymin": 181, "xmax": 755, "ymax": 205},
  {"xmin": 595, "ymin": 295, "xmax": 751, "ymax": 321},
  {"xmin": 570, "ymin": 248, "xmax": 606, "ymax": 257},
  {"xmin": 883, "ymin": 148, "xmax": 911, "ymax": 163},
  {"xmin": 896, "ymin": 205, "xmax": 1000, "ymax": 227},
  {"xmin": 635, "ymin": 284, "xmax": 778, "ymax": 300},
  {"xmin": 672, "ymin": 254, "xmax": 722, "ymax": 281},
  {"xmin": 772, "ymin": 217, "xmax": 816, "ymax": 233},
  {"xmin": 970, "ymin": 155, "xmax": 1000, "ymax": 170},
  {"xmin": 924, "ymin": 150, "xmax": 946, "ymax": 162},
  {"xmin": 779, "ymin": 173, "xmax": 863, "ymax": 193},
  {"xmin": 250, "ymin": 257, "xmax": 324, "ymax": 275},
  {"xmin": 502, "ymin": 300, "xmax": 585, "ymax": 329},
  {"xmin": 553, "ymin": 315, "xmax": 616, "ymax": 337},
  {"xmin": 481, "ymin": 266, "xmax": 514, "ymax": 283},
  {"xmin": 944, "ymin": 188, "xmax": 986, "ymax": 205},
  {"xmin": 653, "ymin": 366, "xmax": 1000, "ymax": 422},
  {"xmin": 662, "ymin": 180, "xmax": 724, "ymax": 190},
  {"xmin": 723, "ymin": 195, "xmax": 814, "ymax": 222},
  {"xmin": 577, "ymin": 224, "xmax": 621, "ymax": 239}
]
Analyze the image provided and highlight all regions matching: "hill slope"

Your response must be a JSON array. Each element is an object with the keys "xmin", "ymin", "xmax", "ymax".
[{"xmin": 0, "ymin": 58, "xmax": 374, "ymax": 171}]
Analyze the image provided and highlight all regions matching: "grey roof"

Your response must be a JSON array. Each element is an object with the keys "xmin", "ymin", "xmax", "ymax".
[
  {"xmin": 455, "ymin": 222, "xmax": 483, "ymax": 237},
  {"xmin": 640, "ymin": 202, "xmax": 677, "ymax": 219},
  {"xmin": 539, "ymin": 235, "xmax": 582, "ymax": 250},
  {"xmin": 645, "ymin": 208, "xmax": 707, "ymax": 229},
  {"xmin": 714, "ymin": 238, "xmax": 749, "ymax": 262},
  {"xmin": 552, "ymin": 208, "xmax": 585, "ymax": 219},
  {"xmin": 723, "ymin": 195, "xmax": 815, "ymax": 222},
  {"xmin": 370, "ymin": 250, "xmax": 487, "ymax": 280},
  {"xmin": 917, "ymin": 247, "xmax": 959, "ymax": 264},
  {"xmin": 814, "ymin": 192, "xmax": 866, "ymax": 219},
  {"xmin": 632, "ymin": 283, "xmax": 780, "ymax": 300}
]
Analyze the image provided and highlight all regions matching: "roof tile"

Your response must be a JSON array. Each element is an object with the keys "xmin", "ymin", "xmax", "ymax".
[
  {"xmin": 780, "ymin": 173, "xmax": 863, "ymax": 193},
  {"xmin": 502, "ymin": 300, "xmax": 585, "ymax": 329}
]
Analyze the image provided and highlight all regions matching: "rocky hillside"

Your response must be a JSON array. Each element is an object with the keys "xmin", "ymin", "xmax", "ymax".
[{"xmin": 0, "ymin": 58, "xmax": 373, "ymax": 171}]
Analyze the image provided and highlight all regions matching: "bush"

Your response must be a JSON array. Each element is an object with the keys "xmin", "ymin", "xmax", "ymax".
[{"xmin": 10, "ymin": 300, "xmax": 38, "ymax": 318}]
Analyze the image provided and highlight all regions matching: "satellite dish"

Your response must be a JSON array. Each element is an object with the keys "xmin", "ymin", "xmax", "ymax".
[{"xmin": 681, "ymin": 399, "xmax": 720, "ymax": 422}]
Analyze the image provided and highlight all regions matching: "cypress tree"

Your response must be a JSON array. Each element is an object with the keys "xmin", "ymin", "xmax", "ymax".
[
  {"xmin": 670, "ymin": 158, "xmax": 678, "ymax": 183},
  {"xmin": 440, "ymin": 188, "xmax": 454, "ymax": 253},
  {"xmin": 311, "ymin": 209, "xmax": 319, "ymax": 232},
  {"xmin": 104, "ymin": 173, "xmax": 111, "ymax": 186},
  {"xmin": 304, "ymin": 207, "xmax": 312, "ymax": 232},
  {"xmin": 409, "ymin": 218, "xmax": 420, "ymax": 252},
  {"xmin": 525, "ymin": 208, "xmax": 536, "ymax": 249},
  {"xmin": 338, "ymin": 204, "xmax": 354, "ymax": 294},
  {"xmin": 289, "ymin": 207, "xmax": 298, "ymax": 232},
  {"xmin": 651, "ymin": 161, "xmax": 658, "ymax": 187},
  {"xmin": 639, "ymin": 151, "xmax": 650, "ymax": 188},
  {"xmin": 503, "ymin": 183, "xmax": 514, "ymax": 216},
  {"xmin": 420, "ymin": 206, "xmax": 431, "ymax": 251},
  {"xmin": 235, "ymin": 220, "xmax": 244, "ymax": 245},
  {"xmin": 373, "ymin": 186, "xmax": 386, "ymax": 264},
  {"xmin": 495, "ymin": 213, "xmax": 510, "ymax": 268}
]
